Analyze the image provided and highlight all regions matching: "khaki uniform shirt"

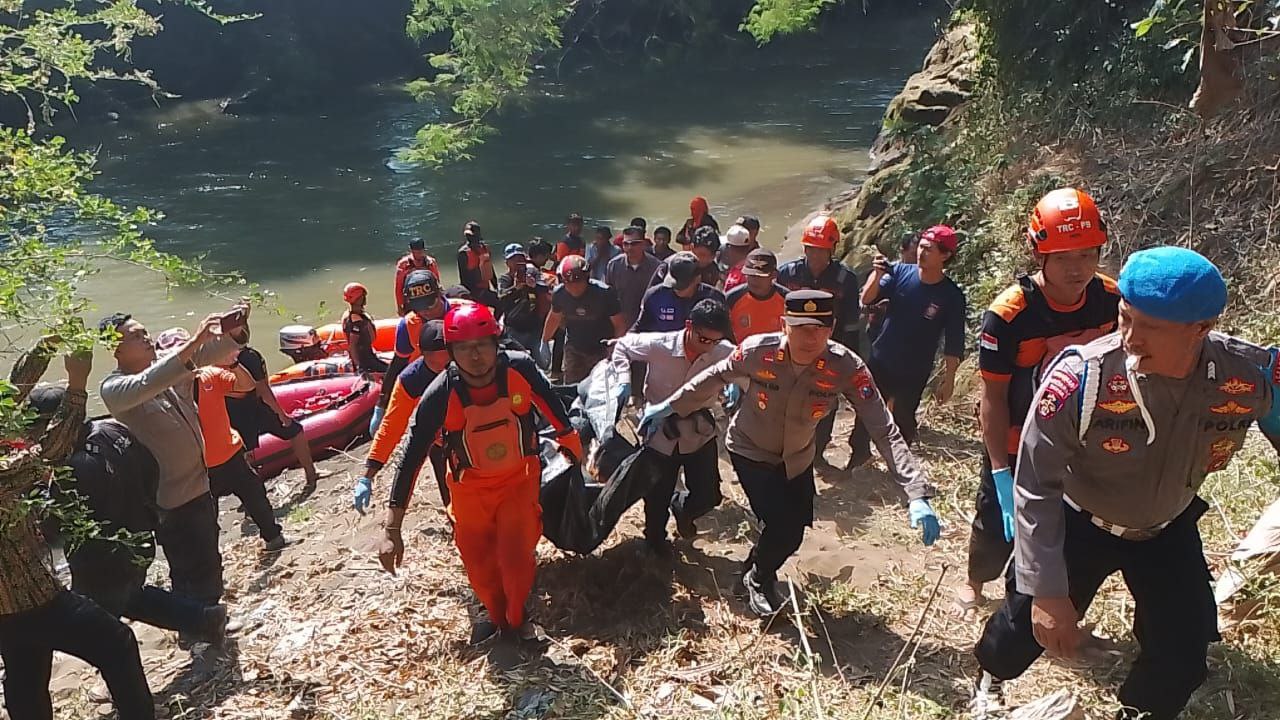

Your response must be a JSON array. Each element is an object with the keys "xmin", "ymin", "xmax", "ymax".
[
  {"xmin": 1015, "ymin": 332, "xmax": 1277, "ymax": 597},
  {"xmin": 666, "ymin": 333, "xmax": 934, "ymax": 500}
]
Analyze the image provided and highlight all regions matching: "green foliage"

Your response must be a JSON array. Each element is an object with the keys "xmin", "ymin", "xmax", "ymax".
[
  {"xmin": 401, "ymin": 0, "xmax": 572, "ymax": 167},
  {"xmin": 742, "ymin": 0, "xmax": 837, "ymax": 43}
]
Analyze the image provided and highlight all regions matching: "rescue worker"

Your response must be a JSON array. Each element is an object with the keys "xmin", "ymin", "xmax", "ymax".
[
  {"xmin": 353, "ymin": 321, "xmax": 451, "ymax": 513},
  {"xmin": 642, "ymin": 290, "xmax": 939, "ymax": 615},
  {"xmin": 378, "ymin": 303, "xmax": 584, "ymax": 642},
  {"xmin": 726, "ymin": 249, "xmax": 788, "ymax": 341},
  {"xmin": 0, "ymin": 340, "xmax": 157, "ymax": 720},
  {"xmin": 956, "ymin": 188, "xmax": 1121, "ymax": 613},
  {"xmin": 675, "ymin": 195, "xmax": 719, "ymax": 246},
  {"xmin": 456, "ymin": 221, "xmax": 498, "ymax": 307},
  {"xmin": 373, "ymin": 269, "xmax": 450, "ymax": 434},
  {"xmin": 393, "ymin": 239, "xmax": 440, "ymax": 316},
  {"xmin": 849, "ymin": 224, "xmax": 966, "ymax": 465},
  {"xmin": 971, "ymin": 247, "xmax": 1277, "ymax": 720},
  {"xmin": 556, "ymin": 212, "xmax": 587, "ymax": 262},
  {"xmin": 539, "ymin": 255, "xmax": 627, "ymax": 384},
  {"xmin": 342, "ymin": 282, "xmax": 389, "ymax": 374},
  {"xmin": 719, "ymin": 224, "xmax": 755, "ymax": 293},
  {"xmin": 610, "ymin": 299, "xmax": 736, "ymax": 553}
]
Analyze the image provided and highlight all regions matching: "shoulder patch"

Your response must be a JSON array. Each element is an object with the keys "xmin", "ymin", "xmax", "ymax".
[
  {"xmin": 1036, "ymin": 366, "xmax": 1081, "ymax": 419},
  {"xmin": 1097, "ymin": 273, "xmax": 1120, "ymax": 295},
  {"xmin": 987, "ymin": 284, "xmax": 1028, "ymax": 323}
]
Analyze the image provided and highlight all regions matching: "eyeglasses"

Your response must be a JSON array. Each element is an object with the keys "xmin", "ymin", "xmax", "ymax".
[
  {"xmin": 622, "ymin": 240, "xmax": 645, "ymax": 246},
  {"xmin": 691, "ymin": 329, "xmax": 723, "ymax": 345}
]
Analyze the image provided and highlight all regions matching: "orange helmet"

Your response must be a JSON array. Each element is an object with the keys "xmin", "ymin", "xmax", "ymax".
[
  {"xmin": 342, "ymin": 282, "xmax": 367, "ymax": 303},
  {"xmin": 801, "ymin": 215, "xmax": 840, "ymax": 251},
  {"xmin": 1026, "ymin": 188, "xmax": 1107, "ymax": 254}
]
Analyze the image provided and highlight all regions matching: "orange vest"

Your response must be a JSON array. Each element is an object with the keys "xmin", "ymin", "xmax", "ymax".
[{"xmin": 441, "ymin": 365, "xmax": 540, "ymax": 482}]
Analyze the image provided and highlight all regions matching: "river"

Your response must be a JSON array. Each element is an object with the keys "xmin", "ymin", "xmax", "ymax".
[{"xmin": 65, "ymin": 13, "xmax": 934, "ymax": 373}]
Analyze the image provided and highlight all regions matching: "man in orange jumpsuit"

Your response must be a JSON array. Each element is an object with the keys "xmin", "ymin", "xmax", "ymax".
[
  {"xmin": 393, "ymin": 239, "xmax": 440, "ymax": 316},
  {"xmin": 378, "ymin": 303, "xmax": 582, "ymax": 643}
]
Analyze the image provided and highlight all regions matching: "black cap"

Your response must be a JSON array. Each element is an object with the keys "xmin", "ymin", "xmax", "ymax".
[
  {"xmin": 27, "ymin": 384, "xmax": 66, "ymax": 421},
  {"xmin": 735, "ymin": 215, "xmax": 761, "ymax": 232},
  {"xmin": 742, "ymin": 248, "xmax": 778, "ymax": 277},
  {"xmin": 783, "ymin": 289, "xmax": 835, "ymax": 327},
  {"xmin": 567, "ymin": 212, "xmax": 583, "ymax": 223},
  {"xmin": 408, "ymin": 239, "xmax": 426, "ymax": 250},
  {"xmin": 661, "ymin": 252, "xmax": 701, "ymax": 290},
  {"xmin": 691, "ymin": 225, "xmax": 721, "ymax": 252},
  {"xmin": 418, "ymin": 319, "xmax": 446, "ymax": 352},
  {"xmin": 463, "ymin": 221, "xmax": 482, "ymax": 239},
  {"xmin": 98, "ymin": 312, "xmax": 131, "ymax": 335},
  {"xmin": 403, "ymin": 269, "xmax": 441, "ymax": 311},
  {"xmin": 444, "ymin": 284, "xmax": 472, "ymax": 300}
]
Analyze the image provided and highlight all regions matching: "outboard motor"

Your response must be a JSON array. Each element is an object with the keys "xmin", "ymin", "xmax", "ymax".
[{"xmin": 279, "ymin": 325, "xmax": 327, "ymax": 363}]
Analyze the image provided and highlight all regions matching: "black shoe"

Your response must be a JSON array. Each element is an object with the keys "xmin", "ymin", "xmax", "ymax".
[
  {"xmin": 200, "ymin": 604, "xmax": 229, "ymax": 649},
  {"xmin": 743, "ymin": 567, "xmax": 781, "ymax": 617},
  {"xmin": 469, "ymin": 618, "xmax": 499, "ymax": 645},
  {"xmin": 674, "ymin": 514, "xmax": 698, "ymax": 540}
]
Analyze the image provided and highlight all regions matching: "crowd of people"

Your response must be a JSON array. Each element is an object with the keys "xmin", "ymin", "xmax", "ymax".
[{"xmin": 2, "ymin": 189, "xmax": 1278, "ymax": 720}]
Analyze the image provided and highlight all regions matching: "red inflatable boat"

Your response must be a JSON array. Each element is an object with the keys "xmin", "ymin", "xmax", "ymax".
[
  {"xmin": 268, "ymin": 351, "xmax": 393, "ymax": 384},
  {"xmin": 248, "ymin": 375, "xmax": 378, "ymax": 478}
]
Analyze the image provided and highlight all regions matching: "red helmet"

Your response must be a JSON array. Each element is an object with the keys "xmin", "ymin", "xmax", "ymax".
[
  {"xmin": 443, "ymin": 302, "xmax": 499, "ymax": 343},
  {"xmin": 801, "ymin": 215, "xmax": 840, "ymax": 251},
  {"xmin": 342, "ymin": 282, "xmax": 367, "ymax": 303},
  {"xmin": 1026, "ymin": 188, "xmax": 1107, "ymax": 254}
]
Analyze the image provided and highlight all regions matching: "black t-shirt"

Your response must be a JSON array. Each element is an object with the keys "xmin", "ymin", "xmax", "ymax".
[
  {"xmin": 551, "ymin": 280, "xmax": 621, "ymax": 351},
  {"xmin": 497, "ymin": 272, "xmax": 550, "ymax": 333},
  {"xmin": 342, "ymin": 310, "xmax": 382, "ymax": 371},
  {"xmin": 236, "ymin": 346, "xmax": 268, "ymax": 382},
  {"xmin": 65, "ymin": 419, "xmax": 160, "ymax": 535}
]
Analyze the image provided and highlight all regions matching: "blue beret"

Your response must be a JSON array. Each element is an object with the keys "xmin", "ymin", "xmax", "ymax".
[{"xmin": 1117, "ymin": 246, "xmax": 1226, "ymax": 323}]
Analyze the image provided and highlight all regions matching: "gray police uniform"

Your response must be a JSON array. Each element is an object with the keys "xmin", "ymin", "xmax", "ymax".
[
  {"xmin": 976, "ymin": 332, "xmax": 1278, "ymax": 720},
  {"xmin": 666, "ymin": 331, "xmax": 934, "ymax": 581}
]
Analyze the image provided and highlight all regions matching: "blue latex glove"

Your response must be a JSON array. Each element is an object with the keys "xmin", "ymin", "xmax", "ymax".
[
  {"xmin": 353, "ymin": 476, "xmax": 373, "ymax": 514},
  {"xmin": 615, "ymin": 382, "xmax": 631, "ymax": 404},
  {"xmin": 908, "ymin": 498, "xmax": 941, "ymax": 546},
  {"xmin": 721, "ymin": 383, "xmax": 741, "ymax": 408},
  {"xmin": 992, "ymin": 466, "xmax": 1016, "ymax": 543},
  {"xmin": 538, "ymin": 340, "xmax": 552, "ymax": 368},
  {"xmin": 368, "ymin": 405, "xmax": 385, "ymax": 438},
  {"xmin": 638, "ymin": 401, "xmax": 674, "ymax": 439}
]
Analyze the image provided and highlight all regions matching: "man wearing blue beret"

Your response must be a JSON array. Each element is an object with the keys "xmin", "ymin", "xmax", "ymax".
[{"xmin": 971, "ymin": 246, "xmax": 1280, "ymax": 719}]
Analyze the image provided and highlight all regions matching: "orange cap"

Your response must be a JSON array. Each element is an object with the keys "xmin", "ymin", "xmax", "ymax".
[
  {"xmin": 1026, "ymin": 188, "xmax": 1107, "ymax": 254},
  {"xmin": 801, "ymin": 215, "xmax": 840, "ymax": 251}
]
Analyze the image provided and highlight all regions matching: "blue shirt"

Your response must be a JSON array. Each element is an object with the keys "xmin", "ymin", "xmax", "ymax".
[
  {"xmin": 633, "ymin": 284, "xmax": 726, "ymax": 333},
  {"xmin": 870, "ymin": 263, "xmax": 967, "ymax": 379}
]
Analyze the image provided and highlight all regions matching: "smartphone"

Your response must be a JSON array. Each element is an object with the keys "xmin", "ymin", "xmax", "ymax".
[{"xmin": 220, "ymin": 309, "xmax": 247, "ymax": 334}]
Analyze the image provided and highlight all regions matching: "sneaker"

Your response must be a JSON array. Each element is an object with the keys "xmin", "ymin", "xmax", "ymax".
[
  {"xmin": 968, "ymin": 672, "xmax": 1005, "ymax": 719},
  {"xmin": 200, "ymin": 604, "xmax": 229, "ymax": 649},
  {"xmin": 263, "ymin": 535, "xmax": 290, "ymax": 553},
  {"xmin": 743, "ymin": 567, "xmax": 781, "ymax": 617}
]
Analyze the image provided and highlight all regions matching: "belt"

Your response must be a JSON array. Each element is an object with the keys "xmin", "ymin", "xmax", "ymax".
[{"xmin": 1063, "ymin": 495, "xmax": 1172, "ymax": 542}]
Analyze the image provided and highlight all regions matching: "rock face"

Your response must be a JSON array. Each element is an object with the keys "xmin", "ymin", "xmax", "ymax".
[{"xmin": 833, "ymin": 21, "xmax": 979, "ymax": 259}]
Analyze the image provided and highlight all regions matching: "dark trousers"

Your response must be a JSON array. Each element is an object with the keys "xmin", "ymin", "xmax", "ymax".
[
  {"xmin": 0, "ymin": 591, "xmax": 154, "ymax": 720},
  {"xmin": 68, "ymin": 539, "xmax": 208, "ymax": 634},
  {"xmin": 209, "ymin": 451, "xmax": 282, "ymax": 542},
  {"xmin": 562, "ymin": 344, "xmax": 606, "ymax": 385},
  {"xmin": 967, "ymin": 454, "xmax": 1017, "ymax": 584},
  {"xmin": 551, "ymin": 328, "xmax": 566, "ymax": 373},
  {"xmin": 642, "ymin": 441, "xmax": 722, "ymax": 542},
  {"xmin": 155, "ymin": 493, "xmax": 223, "ymax": 604},
  {"xmin": 731, "ymin": 452, "xmax": 816, "ymax": 583},
  {"xmin": 975, "ymin": 499, "xmax": 1217, "ymax": 720},
  {"xmin": 849, "ymin": 358, "xmax": 928, "ymax": 454}
]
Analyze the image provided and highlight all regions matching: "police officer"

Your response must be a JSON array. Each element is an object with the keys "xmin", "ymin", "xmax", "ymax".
[
  {"xmin": 972, "ymin": 247, "xmax": 1280, "ymax": 720},
  {"xmin": 642, "ymin": 290, "xmax": 940, "ymax": 616},
  {"xmin": 777, "ymin": 216, "xmax": 863, "ymax": 465}
]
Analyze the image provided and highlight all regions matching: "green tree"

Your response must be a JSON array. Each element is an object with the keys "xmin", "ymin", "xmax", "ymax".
[{"xmin": 401, "ymin": 0, "xmax": 860, "ymax": 166}]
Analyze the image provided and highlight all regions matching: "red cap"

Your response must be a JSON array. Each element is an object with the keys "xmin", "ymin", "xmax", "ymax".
[
  {"xmin": 919, "ymin": 225, "xmax": 958, "ymax": 253},
  {"xmin": 342, "ymin": 282, "xmax": 368, "ymax": 303}
]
